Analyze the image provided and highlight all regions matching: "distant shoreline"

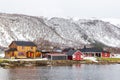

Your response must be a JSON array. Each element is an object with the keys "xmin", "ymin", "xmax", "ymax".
[{"xmin": 0, "ymin": 58, "xmax": 120, "ymax": 68}]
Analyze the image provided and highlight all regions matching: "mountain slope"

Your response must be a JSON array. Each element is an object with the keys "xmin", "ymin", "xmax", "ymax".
[
  {"xmin": 0, "ymin": 13, "xmax": 120, "ymax": 48},
  {"xmin": 0, "ymin": 13, "xmax": 65, "ymax": 47},
  {"xmin": 76, "ymin": 19, "xmax": 120, "ymax": 47}
]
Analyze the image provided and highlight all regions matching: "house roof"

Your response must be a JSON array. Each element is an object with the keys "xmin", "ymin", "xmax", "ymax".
[
  {"xmin": 63, "ymin": 48, "xmax": 75, "ymax": 52},
  {"xmin": 12, "ymin": 41, "xmax": 37, "ymax": 46},
  {"xmin": 66, "ymin": 49, "xmax": 77, "ymax": 56},
  {"xmin": 80, "ymin": 47, "xmax": 104, "ymax": 52},
  {"xmin": 47, "ymin": 53, "xmax": 67, "ymax": 56},
  {"xmin": 53, "ymin": 47, "xmax": 62, "ymax": 52},
  {"xmin": 66, "ymin": 47, "xmax": 109, "ymax": 55},
  {"xmin": 5, "ymin": 48, "xmax": 17, "ymax": 52}
]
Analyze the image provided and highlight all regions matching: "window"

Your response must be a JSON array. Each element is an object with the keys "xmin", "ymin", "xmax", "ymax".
[
  {"xmin": 18, "ymin": 52, "xmax": 25, "ymax": 56},
  {"xmin": 12, "ymin": 52, "xmax": 14, "ymax": 56},
  {"xmin": 31, "ymin": 47, "xmax": 33, "ymax": 49},
  {"xmin": 105, "ymin": 53, "xmax": 107, "ymax": 56}
]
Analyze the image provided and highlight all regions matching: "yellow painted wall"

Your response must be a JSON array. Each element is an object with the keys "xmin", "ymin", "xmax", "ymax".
[
  {"xmin": 5, "ymin": 41, "xmax": 40, "ymax": 59},
  {"xmin": 5, "ymin": 51, "xmax": 27, "ymax": 59},
  {"xmin": 5, "ymin": 51, "xmax": 42, "ymax": 59},
  {"xmin": 17, "ymin": 46, "xmax": 37, "ymax": 52},
  {"xmin": 5, "ymin": 52, "xmax": 10, "ymax": 58},
  {"xmin": 35, "ymin": 52, "xmax": 42, "ymax": 57},
  {"xmin": 16, "ymin": 51, "xmax": 26, "ymax": 58}
]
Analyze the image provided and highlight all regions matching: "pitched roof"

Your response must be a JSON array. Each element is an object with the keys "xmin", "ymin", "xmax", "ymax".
[
  {"xmin": 80, "ymin": 47, "xmax": 103, "ymax": 52},
  {"xmin": 53, "ymin": 47, "xmax": 62, "ymax": 52},
  {"xmin": 47, "ymin": 53, "xmax": 67, "ymax": 56},
  {"xmin": 63, "ymin": 48, "xmax": 75, "ymax": 52},
  {"xmin": 66, "ymin": 49, "xmax": 77, "ymax": 56},
  {"xmin": 12, "ymin": 41, "xmax": 37, "ymax": 46},
  {"xmin": 5, "ymin": 48, "xmax": 17, "ymax": 52}
]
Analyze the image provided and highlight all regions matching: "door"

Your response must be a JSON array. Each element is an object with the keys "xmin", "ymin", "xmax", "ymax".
[{"xmin": 27, "ymin": 52, "xmax": 33, "ymax": 58}]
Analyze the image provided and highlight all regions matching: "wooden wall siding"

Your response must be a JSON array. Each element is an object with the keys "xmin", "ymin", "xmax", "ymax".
[
  {"xmin": 102, "ymin": 52, "xmax": 110, "ymax": 58},
  {"xmin": 5, "ymin": 51, "xmax": 27, "ymax": 59},
  {"xmin": 5, "ymin": 51, "xmax": 41, "ymax": 59},
  {"xmin": 27, "ymin": 52, "xmax": 34, "ymax": 58},
  {"xmin": 5, "ymin": 52, "xmax": 10, "ymax": 58},
  {"xmin": 47, "ymin": 55, "xmax": 67, "ymax": 60},
  {"xmin": 17, "ymin": 46, "xmax": 37, "ymax": 52},
  {"xmin": 5, "ymin": 41, "xmax": 41, "ymax": 59},
  {"xmin": 73, "ymin": 51, "xmax": 83, "ymax": 60},
  {"xmin": 35, "ymin": 52, "xmax": 41, "ymax": 57}
]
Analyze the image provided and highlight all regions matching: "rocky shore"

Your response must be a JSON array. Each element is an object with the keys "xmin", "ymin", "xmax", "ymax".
[
  {"xmin": 0, "ymin": 58, "xmax": 120, "ymax": 68},
  {"xmin": 0, "ymin": 59, "xmax": 89, "ymax": 67}
]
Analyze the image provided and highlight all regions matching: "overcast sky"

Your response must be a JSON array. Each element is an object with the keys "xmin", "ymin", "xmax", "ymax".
[{"xmin": 0, "ymin": 0, "xmax": 120, "ymax": 19}]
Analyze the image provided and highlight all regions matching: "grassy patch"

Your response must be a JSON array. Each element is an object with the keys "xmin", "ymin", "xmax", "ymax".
[
  {"xmin": 0, "ymin": 59, "xmax": 9, "ymax": 63},
  {"xmin": 0, "ymin": 59, "xmax": 4, "ymax": 63},
  {"xmin": 97, "ymin": 58, "xmax": 120, "ymax": 62}
]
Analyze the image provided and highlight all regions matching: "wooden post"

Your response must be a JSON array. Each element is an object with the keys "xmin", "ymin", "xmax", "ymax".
[
  {"xmin": 94, "ymin": 53, "xmax": 95, "ymax": 57},
  {"xmin": 41, "ymin": 53, "xmax": 42, "ymax": 58},
  {"xmin": 51, "ymin": 55, "xmax": 52, "ymax": 60},
  {"xmin": 34, "ymin": 52, "xmax": 35, "ymax": 59}
]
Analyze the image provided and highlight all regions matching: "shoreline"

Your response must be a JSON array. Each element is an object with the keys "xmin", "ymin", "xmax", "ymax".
[{"xmin": 0, "ymin": 58, "xmax": 120, "ymax": 68}]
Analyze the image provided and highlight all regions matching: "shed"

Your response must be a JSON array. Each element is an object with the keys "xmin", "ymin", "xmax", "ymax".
[{"xmin": 47, "ymin": 54, "xmax": 67, "ymax": 60}]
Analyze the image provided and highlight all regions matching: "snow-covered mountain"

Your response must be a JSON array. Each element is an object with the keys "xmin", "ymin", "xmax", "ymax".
[
  {"xmin": 101, "ymin": 18, "xmax": 120, "ymax": 28},
  {"xmin": 0, "ymin": 13, "xmax": 66, "ymax": 48},
  {"xmin": 0, "ymin": 13, "xmax": 120, "ymax": 48}
]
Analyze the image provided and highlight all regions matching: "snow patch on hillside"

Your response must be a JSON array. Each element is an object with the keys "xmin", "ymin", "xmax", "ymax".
[
  {"xmin": 101, "ymin": 18, "xmax": 120, "ymax": 27},
  {"xmin": 0, "ymin": 13, "xmax": 120, "ymax": 48}
]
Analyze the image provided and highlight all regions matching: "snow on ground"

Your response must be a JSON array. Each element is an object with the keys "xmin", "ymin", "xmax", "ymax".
[
  {"xmin": 111, "ymin": 54, "xmax": 120, "ymax": 58},
  {"xmin": 3, "ymin": 58, "xmax": 48, "ymax": 61},
  {"xmin": 0, "ymin": 50, "xmax": 5, "ymax": 58},
  {"xmin": 83, "ymin": 57, "xmax": 98, "ymax": 62},
  {"xmin": 101, "ymin": 18, "xmax": 120, "ymax": 27},
  {"xmin": 0, "ymin": 53, "xmax": 5, "ymax": 58}
]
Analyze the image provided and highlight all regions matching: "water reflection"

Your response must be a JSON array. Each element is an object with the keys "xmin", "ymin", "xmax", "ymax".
[
  {"xmin": 0, "ymin": 67, "xmax": 9, "ymax": 80},
  {"xmin": 8, "ymin": 67, "xmax": 40, "ymax": 80},
  {"xmin": 0, "ymin": 64, "xmax": 120, "ymax": 80}
]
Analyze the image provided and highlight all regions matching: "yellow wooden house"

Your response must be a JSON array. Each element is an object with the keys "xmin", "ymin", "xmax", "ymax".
[{"xmin": 5, "ymin": 41, "xmax": 42, "ymax": 59}]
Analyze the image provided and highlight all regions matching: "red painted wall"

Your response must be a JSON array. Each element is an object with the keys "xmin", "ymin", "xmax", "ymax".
[
  {"xmin": 102, "ymin": 52, "xmax": 110, "ymax": 58},
  {"xmin": 73, "ymin": 51, "xmax": 83, "ymax": 60}
]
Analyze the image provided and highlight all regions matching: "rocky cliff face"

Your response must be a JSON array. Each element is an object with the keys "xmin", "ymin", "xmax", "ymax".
[{"xmin": 0, "ymin": 13, "xmax": 120, "ymax": 48}]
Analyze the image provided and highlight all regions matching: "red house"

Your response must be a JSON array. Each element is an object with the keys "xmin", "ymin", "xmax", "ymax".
[
  {"xmin": 101, "ymin": 51, "xmax": 110, "ymax": 58},
  {"xmin": 66, "ymin": 49, "xmax": 83, "ymax": 60},
  {"xmin": 80, "ymin": 47, "xmax": 110, "ymax": 58}
]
